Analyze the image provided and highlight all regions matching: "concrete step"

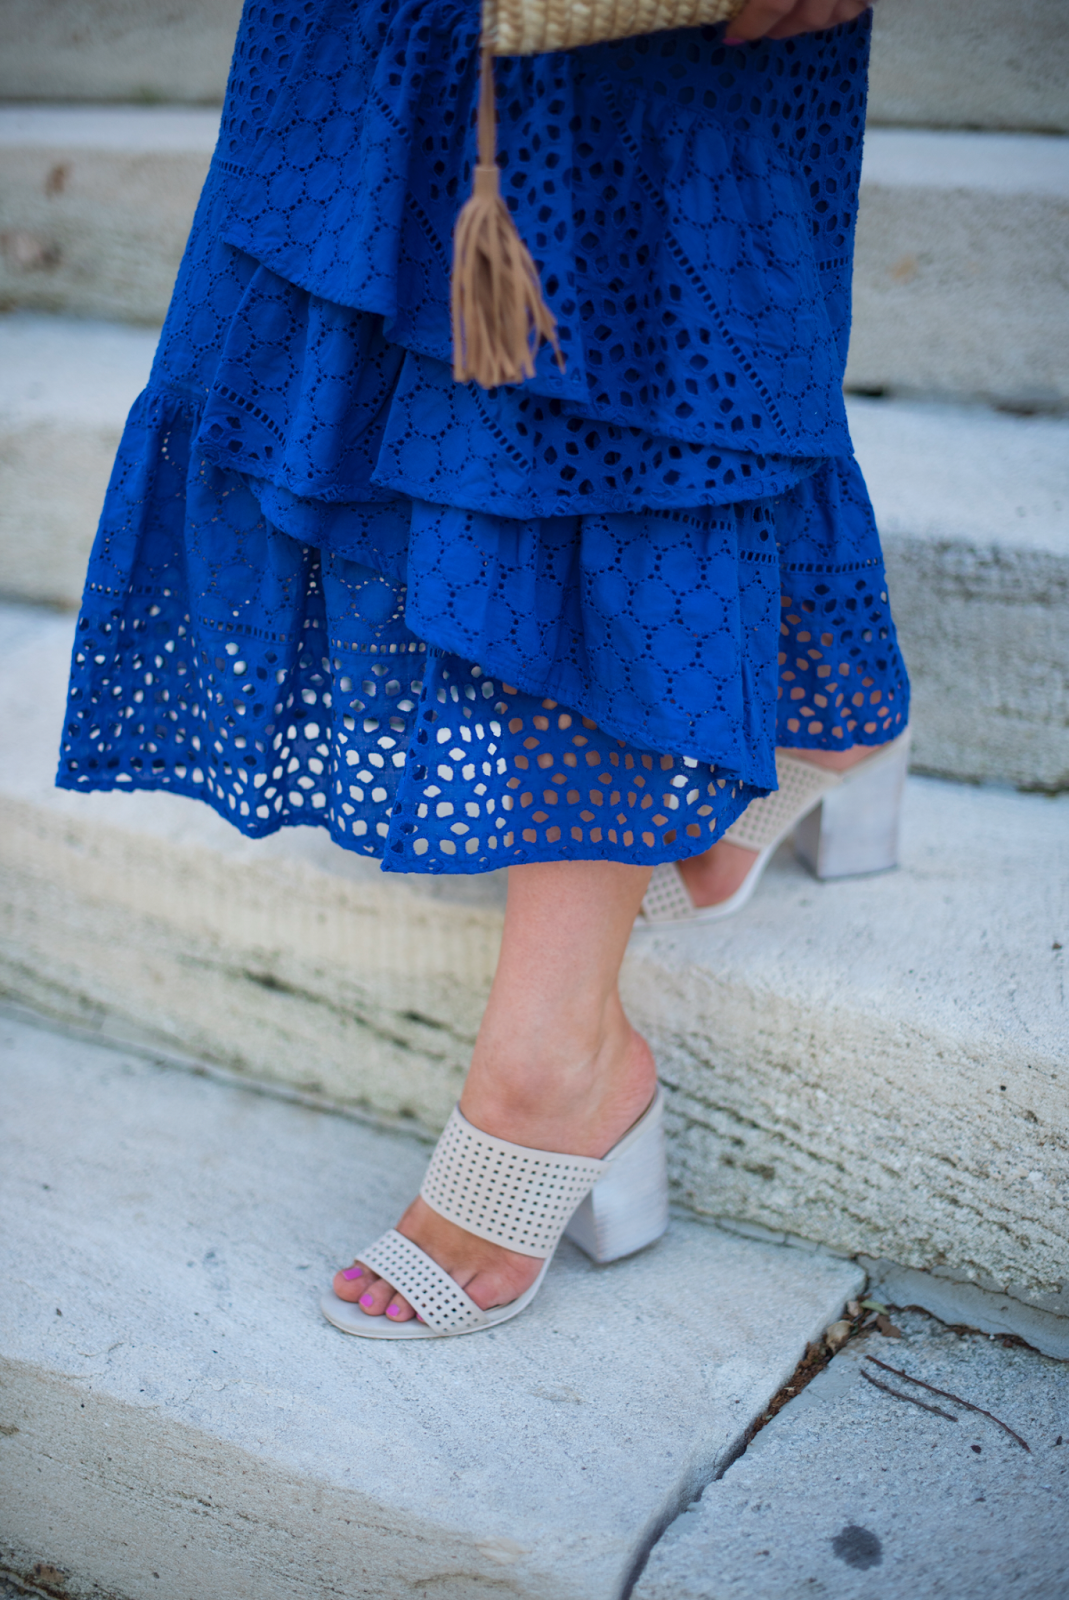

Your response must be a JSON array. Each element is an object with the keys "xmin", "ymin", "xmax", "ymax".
[
  {"xmin": 2, "ymin": 107, "xmax": 1067, "ymax": 406},
  {"xmin": 844, "ymin": 129, "xmax": 1069, "ymax": 410},
  {"xmin": 847, "ymin": 395, "xmax": 1069, "ymax": 792},
  {"xmin": 868, "ymin": 0, "xmax": 1069, "ymax": 135},
  {"xmin": 0, "ymin": 1009, "xmax": 864, "ymax": 1600},
  {"xmin": 3, "ymin": 310, "xmax": 1065, "ymax": 788},
  {"xmin": 0, "ymin": 314, "xmax": 158, "ymax": 609},
  {"xmin": 0, "ymin": 601, "xmax": 1065, "ymax": 1307},
  {"xmin": 2, "ymin": 0, "xmax": 1065, "ymax": 137},
  {"xmin": 0, "ymin": 106, "xmax": 216, "ymax": 324},
  {"xmin": 634, "ymin": 1306, "xmax": 1069, "ymax": 1600},
  {"xmin": 0, "ymin": 0, "xmax": 244, "ymax": 108}
]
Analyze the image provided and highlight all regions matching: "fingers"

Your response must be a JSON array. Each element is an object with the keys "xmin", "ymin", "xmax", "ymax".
[
  {"xmin": 726, "ymin": 0, "xmax": 797, "ymax": 39},
  {"xmin": 764, "ymin": 0, "xmax": 871, "ymax": 38},
  {"xmin": 727, "ymin": 0, "xmax": 870, "ymax": 42}
]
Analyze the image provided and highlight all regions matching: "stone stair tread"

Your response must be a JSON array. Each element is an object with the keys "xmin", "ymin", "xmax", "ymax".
[
  {"xmin": 0, "ymin": 103, "xmax": 221, "ymax": 153},
  {"xmin": 2, "ymin": 108, "xmax": 1066, "ymax": 187},
  {"xmin": 859, "ymin": 127, "xmax": 1069, "ymax": 196},
  {"xmin": 0, "ymin": 601, "xmax": 1062, "ymax": 1055},
  {"xmin": 633, "ymin": 1309, "xmax": 1069, "ymax": 1600},
  {"xmin": 2, "ymin": 321, "xmax": 1066, "ymax": 786},
  {"xmin": 0, "ymin": 598, "xmax": 1065, "ymax": 1297},
  {"xmin": 847, "ymin": 395, "xmax": 1069, "ymax": 557},
  {"xmin": 0, "ymin": 1009, "xmax": 862, "ymax": 1600},
  {"xmin": 0, "ymin": 310, "xmax": 157, "ymax": 427},
  {"xmin": 631, "ymin": 778, "xmax": 1064, "ymax": 1068}
]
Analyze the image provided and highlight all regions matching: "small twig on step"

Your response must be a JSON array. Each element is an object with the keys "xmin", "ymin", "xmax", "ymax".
[
  {"xmin": 865, "ymin": 1355, "xmax": 1032, "ymax": 1452},
  {"xmin": 861, "ymin": 1369, "xmax": 959, "ymax": 1421}
]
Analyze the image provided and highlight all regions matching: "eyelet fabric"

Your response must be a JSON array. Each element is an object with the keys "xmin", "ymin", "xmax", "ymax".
[{"xmin": 56, "ymin": 0, "xmax": 909, "ymax": 874}]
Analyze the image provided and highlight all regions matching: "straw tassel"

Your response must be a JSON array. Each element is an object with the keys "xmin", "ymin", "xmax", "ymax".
[{"xmin": 452, "ymin": 47, "xmax": 564, "ymax": 387}]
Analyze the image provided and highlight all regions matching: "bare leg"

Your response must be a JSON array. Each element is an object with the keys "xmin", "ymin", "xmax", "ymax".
[
  {"xmin": 333, "ymin": 860, "xmax": 656, "ymax": 1321},
  {"xmin": 678, "ymin": 738, "xmax": 895, "ymax": 909}
]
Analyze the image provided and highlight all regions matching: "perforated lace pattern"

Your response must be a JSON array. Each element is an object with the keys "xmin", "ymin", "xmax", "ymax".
[
  {"xmin": 390, "ymin": 660, "xmax": 747, "ymax": 871},
  {"xmin": 359, "ymin": 1229, "xmax": 488, "ymax": 1333},
  {"xmin": 721, "ymin": 750, "xmax": 839, "ymax": 851},
  {"xmin": 57, "ymin": 6, "xmax": 911, "ymax": 872},
  {"xmin": 420, "ymin": 1106, "xmax": 607, "ymax": 1258}
]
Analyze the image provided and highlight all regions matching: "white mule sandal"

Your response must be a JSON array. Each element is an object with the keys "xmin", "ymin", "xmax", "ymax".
[
  {"xmin": 639, "ymin": 729, "xmax": 911, "ymax": 927},
  {"xmin": 320, "ymin": 1088, "xmax": 669, "ymax": 1339}
]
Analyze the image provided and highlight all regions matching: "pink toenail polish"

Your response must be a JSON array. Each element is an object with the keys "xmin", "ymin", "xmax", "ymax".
[
  {"xmin": 386, "ymin": 1305, "xmax": 399, "ymax": 1317},
  {"xmin": 342, "ymin": 1266, "xmax": 363, "ymax": 1280},
  {"xmin": 359, "ymin": 1292, "xmax": 375, "ymax": 1307}
]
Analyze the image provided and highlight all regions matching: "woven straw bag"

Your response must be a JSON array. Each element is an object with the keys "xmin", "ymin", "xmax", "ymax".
[
  {"xmin": 484, "ymin": 0, "xmax": 743, "ymax": 57},
  {"xmin": 452, "ymin": 0, "xmax": 747, "ymax": 387}
]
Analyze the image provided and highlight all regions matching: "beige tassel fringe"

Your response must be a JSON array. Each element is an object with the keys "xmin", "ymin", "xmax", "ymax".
[{"xmin": 451, "ymin": 47, "xmax": 564, "ymax": 388}]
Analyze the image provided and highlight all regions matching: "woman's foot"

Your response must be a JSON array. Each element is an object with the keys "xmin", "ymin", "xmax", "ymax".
[
  {"xmin": 331, "ymin": 858, "xmax": 657, "ymax": 1325},
  {"xmin": 677, "ymin": 742, "xmax": 877, "ymax": 910},
  {"xmin": 332, "ymin": 1025, "xmax": 657, "ymax": 1322}
]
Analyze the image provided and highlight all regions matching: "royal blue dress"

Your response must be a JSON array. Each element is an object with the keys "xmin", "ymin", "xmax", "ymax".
[{"xmin": 57, "ymin": 0, "xmax": 909, "ymax": 873}]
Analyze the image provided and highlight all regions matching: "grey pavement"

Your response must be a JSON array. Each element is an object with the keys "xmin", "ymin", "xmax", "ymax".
[
  {"xmin": 0, "ymin": 1010, "xmax": 862, "ymax": 1600},
  {"xmin": 4, "ymin": 1007, "xmax": 1067, "ymax": 1600},
  {"xmin": 634, "ymin": 1310, "xmax": 1069, "ymax": 1600}
]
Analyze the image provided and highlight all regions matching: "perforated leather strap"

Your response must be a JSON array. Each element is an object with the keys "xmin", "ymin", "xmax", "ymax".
[
  {"xmin": 360, "ymin": 1229, "xmax": 489, "ymax": 1334},
  {"xmin": 420, "ymin": 1107, "xmax": 608, "ymax": 1258},
  {"xmin": 720, "ymin": 754, "xmax": 841, "ymax": 853},
  {"xmin": 641, "ymin": 861, "xmax": 696, "ymax": 924}
]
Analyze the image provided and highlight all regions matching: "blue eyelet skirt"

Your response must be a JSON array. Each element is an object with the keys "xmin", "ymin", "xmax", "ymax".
[{"xmin": 57, "ymin": 0, "xmax": 909, "ymax": 875}]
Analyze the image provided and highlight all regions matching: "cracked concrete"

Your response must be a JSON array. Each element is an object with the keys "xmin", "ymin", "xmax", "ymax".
[
  {"xmin": 633, "ymin": 1310, "xmax": 1069, "ymax": 1599},
  {"xmin": 0, "ymin": 1011, "xmax": 863, "ymax": 1600}
]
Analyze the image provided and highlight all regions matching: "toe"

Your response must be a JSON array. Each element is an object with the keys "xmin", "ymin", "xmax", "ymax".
[
  {"xmin": 333, "ymin": 1261, "xmax": 373, "ymax": 1302},
  {"xmin": 354, "ymin": 1275, "xmax": 397, "ymax": 1317},
  {"xmin": 384, "ymin": 1290, "xmax": 417, "ymax": 1323}
]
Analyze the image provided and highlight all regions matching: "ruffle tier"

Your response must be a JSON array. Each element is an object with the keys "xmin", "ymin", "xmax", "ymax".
[{"xmin": 57, "ymin": 1, "xmax": 910, "ymax": 872}]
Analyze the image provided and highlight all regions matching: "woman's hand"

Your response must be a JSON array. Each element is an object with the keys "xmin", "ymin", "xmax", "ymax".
[{"xmin": 726, "ymin": 0, "xmax": 873, "ymax": 41}]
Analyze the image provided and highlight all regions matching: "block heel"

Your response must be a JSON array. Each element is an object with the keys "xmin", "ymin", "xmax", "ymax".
[
  {"xmin": 793, "ymin": 728, "xmax": 910, "ymax": 880},
  {"xmin": 638, "ymin": 729, "xmax": 911, "ymax": 926},
  {"xmin": 564, "ymin": 1089, "xmax": 669, "ymax": 1263},
  {"xmin": 321, "ymin": 1088, "xmax": 668, "ymax": 1339}
]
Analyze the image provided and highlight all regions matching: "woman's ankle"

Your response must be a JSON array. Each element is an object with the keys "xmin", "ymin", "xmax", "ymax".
[
  {"xmin": 460, "ymin": 1017, "xmax": 656, "ymax": 1158},
  {"xmin": 779, "ymin": 733, "xmax": 900, "ymax": 773}
]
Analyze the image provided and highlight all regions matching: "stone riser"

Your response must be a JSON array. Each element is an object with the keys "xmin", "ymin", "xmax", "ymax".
[
  {"xmin": 868, "ymin": 0, "xmax": 1069, "ymax": 134},
  {"xmin": 844, "ymin": 147, "xmax": 1069, "ymax": 406},
  {"xmin": 1, "ymin": 603, "xmax": 1064, "ymax": 1294},
  {"xmin": 0, "ymin": 110, "xmax": 213, "ymax": 325},
  {"xmin": 2, "ymin": 111, "xmax": 1067, "ymax": 405},
  {"xmin": 1, "ymin": 0, "xmax": 1066, "ymax": 133},
  {"xmin": 0, "ymin": 0, "xmax": 245, "ymax": 106},
  {"xmin": 2, "ymin": 773, "xmax": 1064, "ymax": 1299},
  {"xmin": 884, "ymin": 539, "xmax": 1068, "ymax": 791}
]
